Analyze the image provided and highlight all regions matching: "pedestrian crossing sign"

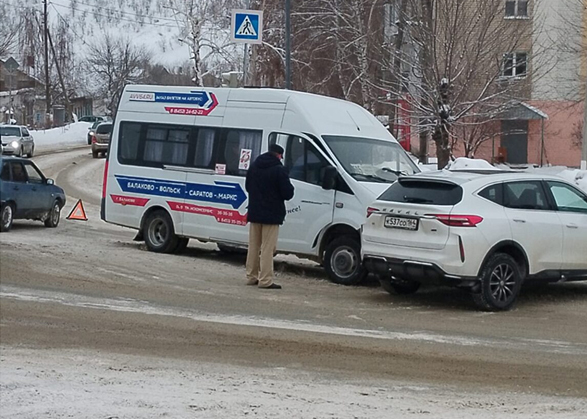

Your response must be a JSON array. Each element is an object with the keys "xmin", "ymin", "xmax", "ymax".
[{"xmin": 231, "ymin": 10, "xmax": 263, "ymax": 44}]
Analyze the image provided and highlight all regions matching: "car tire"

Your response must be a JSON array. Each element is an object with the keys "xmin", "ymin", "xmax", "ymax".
[
  {"xmin": 44, "ymin": 200, "xmax": 61, "ymax": 228},
  {"xmin": 473, "ymin": 253, "xmax": 523, "ymax": 311},
  {"xmin": 323, "ymin": 236, "xmax": 367, "ymax": 285},
  {"xmin": 173, "ymin": 237, "xmax": 189, "ymax": 254},
  {"xmin": 1, "ymin": 202, "xmax": 15, "ymax": 232},
  {"xmin": 379, "ymin": 276, "xmax": 421, "ymax": 295},
  {"xmin": 27, "ymin": 145, "xmax": 34, "ymax": 158},
  {"xmin": 18, "ymin": 146, "xmax": 24, "ymax": 157},
  {"xmin": 143, "ymin": 210, "xmax": 179, "ymax": 253},
  {"xmin": 92, "ymin": 150, "xmax": 98, "ymax": 158}
]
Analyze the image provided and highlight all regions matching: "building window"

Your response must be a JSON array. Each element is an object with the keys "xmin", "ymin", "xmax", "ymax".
[
  {"xmin": 505, "ymin": 0, "xmax": 528, "ymax": 18},
  {"xmin": 384, "ymin": 1, "xmax": 399, "ymax": 37},
  {"xmin": 502, "ymin": 52, "xmax": 527, "ymax": 77}
]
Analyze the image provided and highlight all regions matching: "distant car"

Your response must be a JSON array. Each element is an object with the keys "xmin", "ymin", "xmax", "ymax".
[
  {"xmin": 91, "ymin": 122, "xmax": 112, "ymax": 158},
  {"xmin": 0, "ymin": 156, "xmax": 66, "ymax": 232},
  {"xmin": 87, "ymin": 120, "xmax": 103, "ymax": 145},
  {"xmin": 0, "ymin": 125, "xmax": 35, "ymax": 157},
  {"xmin": 362, "ymin": 170, "xmax": 587, "ymax": 311},
  {"xmin": 79, "ymin": 115, "xmax": 106, "ymax": 123}
]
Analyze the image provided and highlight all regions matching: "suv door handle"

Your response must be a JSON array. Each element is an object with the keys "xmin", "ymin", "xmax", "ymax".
[
  {"xmin": 566, "ymin": 224, "xmax": 578, "ymax": 229},
  {"xmin": 513, "ymin": 219, "xmax": 526, "ymax": 223}
]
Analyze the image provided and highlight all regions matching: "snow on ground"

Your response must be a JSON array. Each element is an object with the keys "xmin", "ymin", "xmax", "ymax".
[
  {"xmin": 1, "ymin": 348, "xmax": 585, "ymax": 419},
  {"xmin": 30, "ymin": 122, "xmax": 91, "ymax": 152}
]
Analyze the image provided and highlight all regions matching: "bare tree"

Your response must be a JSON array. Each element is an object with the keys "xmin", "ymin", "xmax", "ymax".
[
  {"xmin": 256, "ymin": 0, "xmax": 548, "ymax": 168},
  {"xmin": 0, "ymin": 4, "xmax": 19, "ymax": 58},
  {"xmin": 166, "ymin": 0, "xmax": 242, "ymax": 86},
  {"xmin": 86, "ymin": 34, "xmax": 152, "ymax": 115}
]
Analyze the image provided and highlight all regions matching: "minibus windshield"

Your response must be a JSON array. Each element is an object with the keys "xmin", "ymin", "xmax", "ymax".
[{"xmin": 322, "ymin": 135, "xmax": 419, "ymax": 183}]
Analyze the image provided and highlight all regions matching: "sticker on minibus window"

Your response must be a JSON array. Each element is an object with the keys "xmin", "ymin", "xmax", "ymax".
[
  {"xmin": 239, "ymin": 149, "xmax": 252, "ymax": 170},
  {"xmin": 215, "ymin": 164, "xmax": 226, "ymax": 175}
]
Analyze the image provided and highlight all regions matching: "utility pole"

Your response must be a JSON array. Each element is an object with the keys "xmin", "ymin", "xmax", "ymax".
[
  {"xmin": 582, "ymin": 78, "xmax": 587, "ymax": 170},
  {"xmin": 285, "ymin": 0, "xmax": 291, "ymax": 89},
  {"xmin": 43, "ymin": 0, "xmax": 51, "ymax": 127}
]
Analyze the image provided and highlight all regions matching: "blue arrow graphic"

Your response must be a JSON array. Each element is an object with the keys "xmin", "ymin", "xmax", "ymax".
[{"xmin": 115, "ymin": 176, "xmax": 247, "ymax": 209}]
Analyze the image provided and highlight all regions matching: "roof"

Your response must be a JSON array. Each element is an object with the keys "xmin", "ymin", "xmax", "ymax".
[{"xmin": 499, "ymin": 101, "xmax": 548, "ymax": 120}]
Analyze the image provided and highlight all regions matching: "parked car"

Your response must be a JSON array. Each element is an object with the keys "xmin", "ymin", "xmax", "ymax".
[
  {"xmin": 0, "ymin": 156, "xmax": 66, "ymax": 232},
  {"xmin": 87, "ymin": 120, "xmax": 103, "ymax": 145},
  {"xmin": 91, "ymin": 122, "xmax": 112, "ymax": 158},
  {"xmin": 0, "ymin": 125, "xmax": 35, "ymax": 157},
  {"xmin": 362, "ymin": 170, "xmax": 587, "ymax": 311},
  {"xmin": 79, "ymin": 115, "xmax": 106, "ymax": 123}
]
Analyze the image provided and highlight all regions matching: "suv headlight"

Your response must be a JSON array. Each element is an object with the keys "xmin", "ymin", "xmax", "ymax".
[{"xmin": 11, "ymin": 141, "xmax": 19, "ymax": 148}]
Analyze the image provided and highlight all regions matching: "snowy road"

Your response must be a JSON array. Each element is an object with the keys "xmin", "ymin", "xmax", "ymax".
[{"xmin": 1, "ymin": 148, "xmax": 587, "ymax": 418}]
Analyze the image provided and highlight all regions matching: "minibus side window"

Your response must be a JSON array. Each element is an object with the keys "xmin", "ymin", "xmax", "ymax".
[
  {"xmin": 194, "ymin": 128, "xmax": 216, "ymax": 168},
  {"xmin": 144, "ymin": 126, "xmax": 189, "ymax": 166},
  {"xmin": 286, "ymin": 136, "xmax": 328, "ymax": 186},
  {"xmin": 218, "ymin": 129, "xmax": 262, "ymax": 176},
  {"xmin": 119, "ymin": 122, "xmax": 142, "ymax": 162}
]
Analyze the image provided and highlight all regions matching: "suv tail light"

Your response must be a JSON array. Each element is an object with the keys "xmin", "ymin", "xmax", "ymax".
[
  {"xmin": 366, "ymin": 207, "xmax": 379, "ymax": 218},
  {"xmin": 428, "ymin": 214, "xmax": 483, "ymax": 227},
  {"xmin": 91, "ymin": 135, "xmax": 97, "ymax": 144}
]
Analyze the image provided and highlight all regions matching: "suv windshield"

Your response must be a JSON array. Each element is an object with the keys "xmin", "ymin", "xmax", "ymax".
[
  {"xmin": 0, "ymin": 126, "xmax": 21, "ymax": 137},
  {"xmin": 322, "ymin": 135, "xmax": 419, "ymax": 183}
]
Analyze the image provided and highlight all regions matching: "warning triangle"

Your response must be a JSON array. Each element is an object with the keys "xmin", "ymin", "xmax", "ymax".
[
  {"xmin": 66, "ymin": 199, "xmax": 88, "ymax": 221},
  {"xmin": 236, "ymin": 16, "xmax": 257, "ymax": 36}
]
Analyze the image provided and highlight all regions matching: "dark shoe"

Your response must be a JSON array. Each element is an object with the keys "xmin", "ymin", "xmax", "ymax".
[{"xmin": 260, "ymin": 283, "xmax": 282, "ymax": 289}]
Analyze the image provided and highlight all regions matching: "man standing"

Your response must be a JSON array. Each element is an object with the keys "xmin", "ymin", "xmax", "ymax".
[{"xmin": 245, "ymin": 143, "xmax": 295, "ymax": 289}]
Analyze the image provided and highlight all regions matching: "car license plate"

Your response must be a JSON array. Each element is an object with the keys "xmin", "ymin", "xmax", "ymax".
[{"xmin": 384, "ymin": 216, "xmax": 418, "ymax": 230}]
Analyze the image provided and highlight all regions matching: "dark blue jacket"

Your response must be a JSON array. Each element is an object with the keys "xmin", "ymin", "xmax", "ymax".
[{"xmin": 245, "ymin": 152, "xmax": 295, "ymax": 225}]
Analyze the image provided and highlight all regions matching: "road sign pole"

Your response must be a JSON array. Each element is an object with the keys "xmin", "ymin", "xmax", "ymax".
[
  {"xmin": 242, "ymin": 0, "xmax": 250, "ymax": 86},
  {"xmin": 285, "ymin": 0, "xmax": 291, "ymax": 90}
]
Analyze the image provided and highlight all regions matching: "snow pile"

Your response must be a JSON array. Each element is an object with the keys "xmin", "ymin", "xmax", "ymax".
[
  {"xmin": 447, "ymin": 157, "xmax": 502, "ymax": 171},
  {"xmin": 30, "ymin": 122, "xmax": 91, "ymax": 152}
]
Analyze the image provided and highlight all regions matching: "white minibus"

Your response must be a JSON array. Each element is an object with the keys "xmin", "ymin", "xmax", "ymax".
[{"xmin": 101, "ymin": 85, "xmax": 419, "ymax": 284}]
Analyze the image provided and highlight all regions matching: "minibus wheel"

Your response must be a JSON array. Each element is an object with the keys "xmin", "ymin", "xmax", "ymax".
[
  {"xmin": 143, "ymin": 210, "xmax": 179, "ymax": 253},
  {"xmin": 324, "ymin": 236, "xmax": 367, "ymax": 285}
]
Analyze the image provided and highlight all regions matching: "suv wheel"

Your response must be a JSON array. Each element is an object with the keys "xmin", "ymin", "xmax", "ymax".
[
  {"xmin": 143, "ymin": 210, "xmax": 178, "ymax": 253},
  {"xmin": 324, "ymin": 236, "xmax": 367, "ymax": 285},
  {"xmin": 1, "ymin": 203, "xmax": 15, "ymax": 232},
  {"xmin": 473, "ymin": 253, "xmax": 522, "ymax": 311},
  {"xmin": 380, "ymin": 276, "xmax": 421, "ymax": 295},
  {"xmin": 27, "ymin": 145, "xmax": 34, "ymax": 158}
]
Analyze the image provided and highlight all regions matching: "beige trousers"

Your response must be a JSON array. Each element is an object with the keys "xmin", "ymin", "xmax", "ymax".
[{"xmin": 246, "ymin": 223, "xmax": 279, "ymax": 287}]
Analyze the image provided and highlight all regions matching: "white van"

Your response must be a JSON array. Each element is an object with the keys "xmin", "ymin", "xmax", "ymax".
[{"xmin": 101, "ymin": 85, "xmax": 419, "ymax": 284}]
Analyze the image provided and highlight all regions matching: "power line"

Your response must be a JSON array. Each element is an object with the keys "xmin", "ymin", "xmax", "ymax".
[
  {"xmin": 50, "ymin": 1, "xmax": 178, "ymax": 28},
  {"xmin": 53, "ymin": 0, "xmax": 177, "ymax": 23}
]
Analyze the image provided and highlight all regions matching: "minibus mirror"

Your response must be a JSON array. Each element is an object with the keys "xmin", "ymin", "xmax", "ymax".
[{"xmin": 322, "ymin": 166, "xmax": 338, "ymax": 190}]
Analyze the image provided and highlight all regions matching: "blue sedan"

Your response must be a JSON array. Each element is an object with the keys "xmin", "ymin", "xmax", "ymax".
[{"xmin": 0, "ymin": 156, "xmax": 66, "ymax": 232}]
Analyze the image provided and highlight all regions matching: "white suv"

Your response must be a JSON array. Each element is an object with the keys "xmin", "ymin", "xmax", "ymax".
[{"xmin": 361, "ymin": 170, "xmax": 587, "ymax": 311}]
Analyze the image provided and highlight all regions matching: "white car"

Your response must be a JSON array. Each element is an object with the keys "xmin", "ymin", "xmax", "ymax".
[
  {"xmin": 0, "ymin": 125, "xmax": 35, "ymax": 157},
  {"xmin": 362, "ymin": 170, "xmax": 587, "ymax": 311}
]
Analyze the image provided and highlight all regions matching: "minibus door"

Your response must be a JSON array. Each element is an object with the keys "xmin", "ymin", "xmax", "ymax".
[{"xmin": 272, "ymin": 133, "xmax": 335, "ymax": 254}]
